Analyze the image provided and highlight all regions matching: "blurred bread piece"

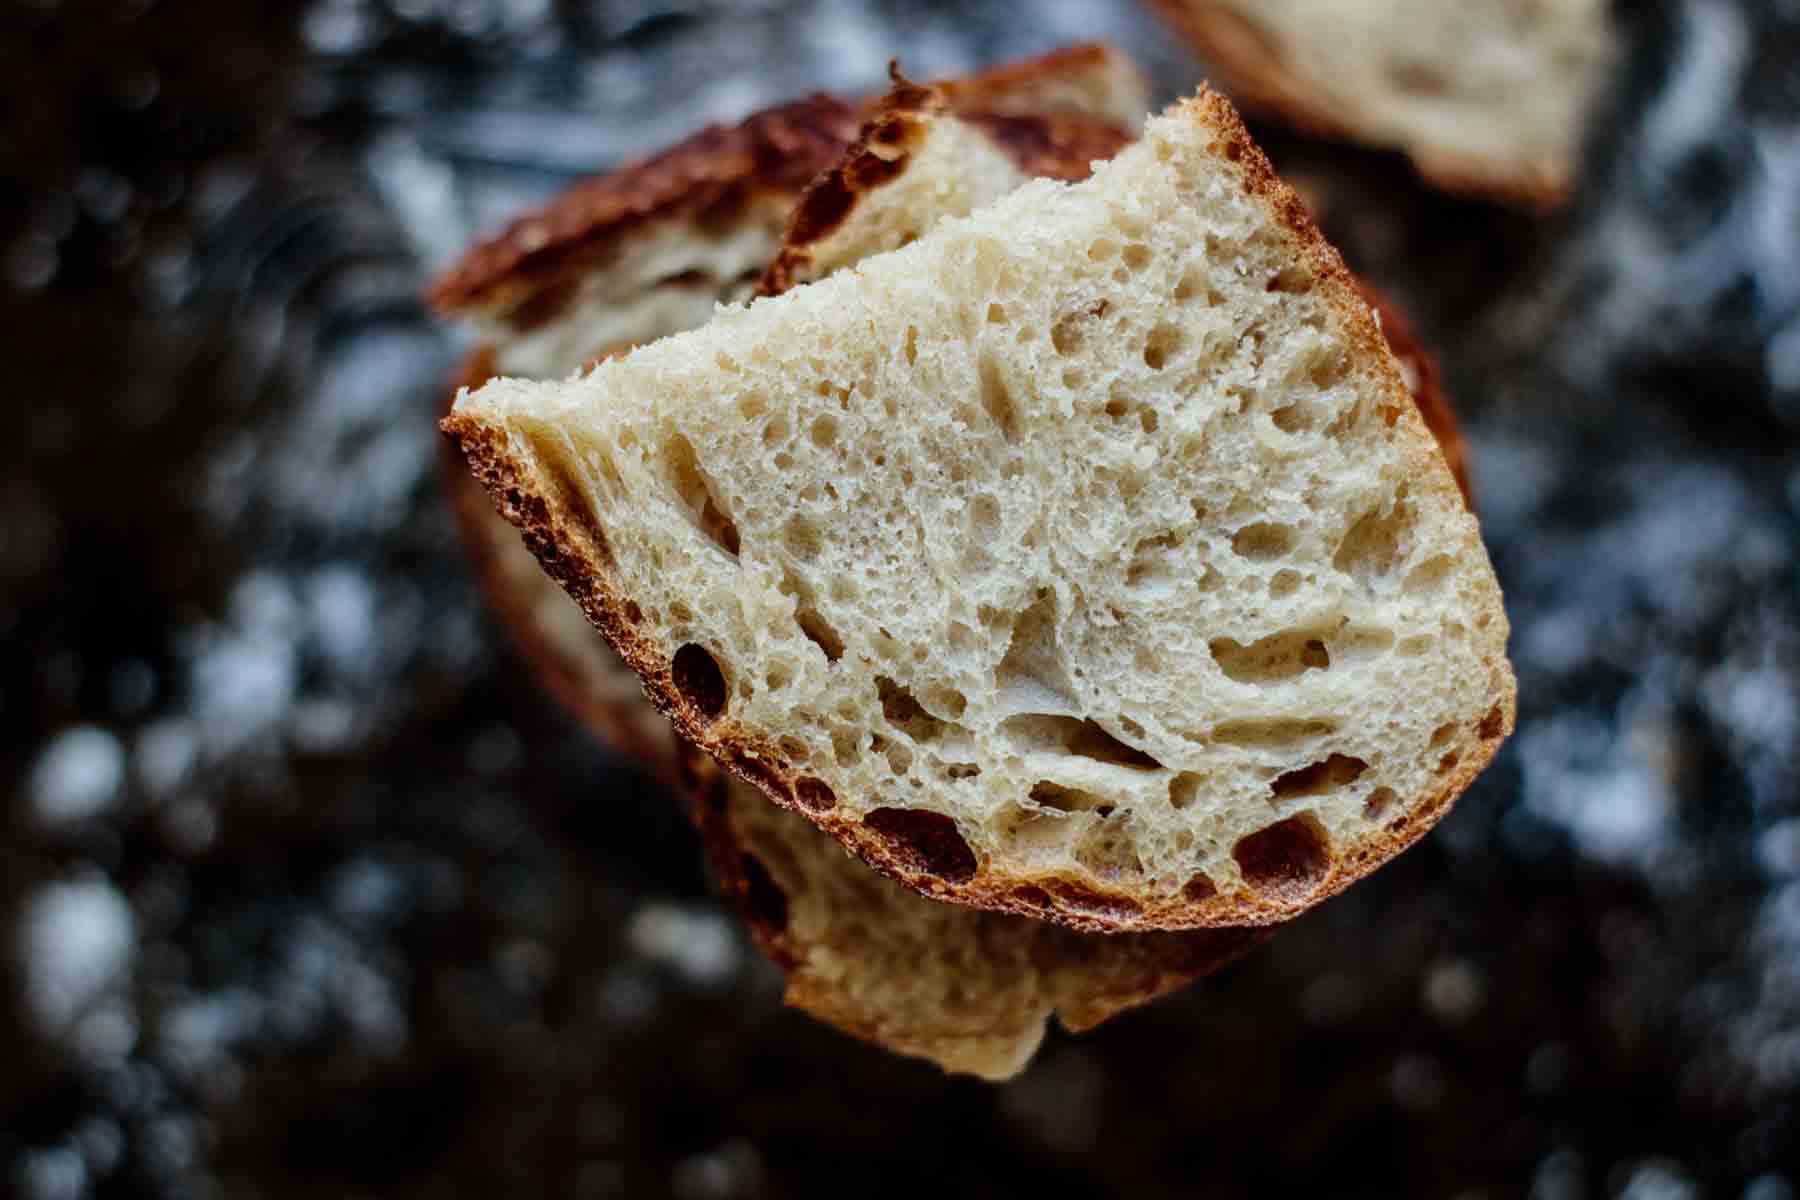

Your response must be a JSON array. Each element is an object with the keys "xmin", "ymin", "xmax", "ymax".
[
  {"xmin": 699, "ymin": 775, "xmax": 1265, "ymax": 1080},
  {"xmin": 1146, "ymin": 0, "xmax": 1616, "ymax": 206},
  {"xmin": 444, "ymin": 89, "xmax": 1515, "ymax": 933}
]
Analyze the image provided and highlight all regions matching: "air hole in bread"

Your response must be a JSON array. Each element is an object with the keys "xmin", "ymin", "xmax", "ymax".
[
  {"xmin": 1233, "ymin": 813, "xmax": 1331, "ymax": 901},
  {"xmin": 761, "ymin": 413, "xmax": 791, "ymax": 447},
  {"xmin": 1075, "ymin": 822, "xmax": 1145, "ymax": 881},
  {"xmin": 998, "ymin": 799, "xmax": 1076, "ymax": 854},
  {"xmin": 994, "ymin": 591, "xmax": 1078, "ymax": 712},
  {"xmin": 1028, "ymin": 780, "xmax": 1110, "ymax": 814},
  {"xmin": 1270, "ymin": 754, "xmax": 1369, "ymax": 800},
  {"xmin": 830, "ymin": 726, "xmax": 860, "ymax": 767},
  {"xmin": 671, "ymin": 644, "xmax": 727, "ymax": 721},
  {"xmin": 778, "ymin": 734, "xmax": 810, "ymax": 763},
  {"xmin": 1406, "ymin": 554, "xmax": 1455, "ymax": 594},
  {"xmin": 968, "ymin": 495, "xmax": 1002, "ymax": 543},
  {"xmin": 903, "ymin": 325, "xmax": 918, "ymax": 366},
  {"xmin": 1211, "ymin": 718, "xmax": 1338, "ymax": 748},
  {"xmin": 875, "ymin": 676, "xmax": 954, "ymax": 743},
  {"xmin": 986, "ymin": 303, "xmax": 1007, "ymax": 324},
  {"xmin": 1006, "ymin": 715, "xmax": 1163, "ymax": 771},
  {"xmin": 1144, "ymin": 324, "xmax": 1184, "ymax": 370},
  {"xmin": 1429, "ymin": 722, "xmax": 1457, "ymax": 749},
  {"xmin": 810, "ymin": 413, "xmax": 839, "ymax": 448},
  {"xmin": 1388, "ymin": 59, "xmax": 1451, "ymax": 95},
  {"xmin": 1478, "ymin": 705, "xmax": 1506, "ymax": 740},
  {"xmin": 1122, "ymin": 243, "xmax": 1151, "ymax": 272},
  {"xmin": 1051, "ymin": 300, "xmax": 1107, "ymax": 356},
  {"xmin": 1231, "ymin": 522, "xmax": 1295, "ymax": 560},
  {"xmin": 1439, "ymin": 750, "xmax": 1461, "ymax": 773},
  {"xmin": 1334, "ymin": 493, "xmax": 1413, "ymax": 581},
  {"xmin": 1087, "ymin": 237, "xmax": 1119, "ymax": 262},
  {"xmin": 737, "ymin": 853, "xmax": 789, "ymax": 936},
  {"xmin": 1271, "ymin": 401, "xmax": 1316, "ymax": 434},
  {"xmin": 1168, "ymin": 773, "xmax": 1203, "ymax": 811},
  {"xmin": 862, "ymin": 807, "xmax": 977, "ymax": 883},
  {"xmin": 794, "ymin": 776, "xmax": 836, "ymax": 813},
  {"xmin": 1210, "ymin": 630, "xmax": 1332, "ymax": 684},
  {"xmin": 1266, "ymin": 265, "xmax": 1311, "ymax": 294},
  {"xmin": 978, "ymin": 356, "xmax": 1019, "ymax": 440},
  {"xmin": 662, "ymin": 433, "xmax": 739, "ymax": 558},
  {"xmin": 1182, "ymin": 873, "xmax": 1217, "ymax": 902},
  {"xmin": 1269, "ymin": 568, "xmax": 1303, "ymax": 597},
  {"xmin": 1363, "ymin": 787, "xmax": 1397, "ymax": 821},
  {"xmin": 1398, "ymin": 634, "xmax": 1434, "ymax": 657}
]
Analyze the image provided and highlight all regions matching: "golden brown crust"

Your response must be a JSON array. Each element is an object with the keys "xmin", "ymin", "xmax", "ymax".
[
  {"xmin": 760, "ymin": 82, "xmax": 1132, "ymax": 298},
  {"xmin": 440, "ymin": 348, "xmax": 686, "ymax": 785},
  {"xmin": 1353, "ymin": 282, "xmax": 1472, "ymax": 507},
  {"xmin": 1146, "ymin": 0, "xmax": 1570, "ymax": 210},
  {"xmin": 691, "ymin": 770, "xmax": 1271, "ymax": 1062},
  {"xmin": 427, "ymin": 94, "xmax": 862, "ymax": 317},
  {"xmin": 442, "ymin": 86, "xmax": 1516, "ymax": 933}
]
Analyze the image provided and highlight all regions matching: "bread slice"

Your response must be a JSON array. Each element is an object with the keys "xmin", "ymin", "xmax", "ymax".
[
  {"xmin": 444, "ymin": 87, "xmax": 1515, "ymax": 932},
  {"xmin": 1146, "ymin": 0, "xmax": 1616, "ymax": 207},
  {"xmin": 698, "ymin": 774, "xmax": 1265, "ymax": 1079}
]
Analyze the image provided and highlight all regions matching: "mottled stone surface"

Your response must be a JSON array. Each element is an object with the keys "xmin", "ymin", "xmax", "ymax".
[{"xmin": 2, "ymin": 0, "xmax": 1798, "ymax": 1196}]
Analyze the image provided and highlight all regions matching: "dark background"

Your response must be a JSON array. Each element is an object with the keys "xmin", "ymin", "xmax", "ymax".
[{"xmin": 3, "ymin": 0, "xmax": 1799, "ymax": 1196}]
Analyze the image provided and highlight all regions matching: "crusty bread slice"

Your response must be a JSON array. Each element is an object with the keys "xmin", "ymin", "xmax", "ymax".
[
  {"xmin": 428, "ymin": 43, "xmax": 1147, "ymax": 380},
  {"xmin": 1146, "ymin": 0, "xmax": 1615, "ymax": 207},
  {"xmin": 445, "ymin": 88, "xmax": 1515, "ymax": 933},
  {"xmin": 698, "ymin": 774, "xmax": 1265, "ymax": 1079}
]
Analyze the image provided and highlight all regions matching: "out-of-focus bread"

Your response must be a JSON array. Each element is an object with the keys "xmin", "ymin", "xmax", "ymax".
[
  {"xmin": 698, "ymin": 774, "xmax": 1265, "ymax": 1080},
  {"xmin": 1146, "ymin": 0, "xmax": 1616, "ymax": 206},
  {"xmin": 444, "ymin": 88, "xmax": 1516, "ymax": 933}
]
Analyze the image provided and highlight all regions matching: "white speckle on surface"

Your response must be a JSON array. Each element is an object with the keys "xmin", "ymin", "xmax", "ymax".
[
  {"xmin": 626, "ymin": 903, "xmax": 742, "ymax": 987},
  {"xmin": 16, "ymin": 1145, "xmax": 86, "ymax": 1200},
  {"xmin": 671, "ymin": 1139, "xmax": 761, "ymax": 1200},
  {"xmin": 1389, "ymin": 1054, "xmax": 1446, "ymax": 1110},
  {"xmin": 1757, "ymin": 819, "xmax": 1800, "ymax": 878},
  {"xmin": 1640, "ymin": 0, "xmax": 1750, "ymax": 175},
  {"xmin": 1519, "ymin": 709, "xmax": 1678, "ymax": 872},
  {"xmin": 1619, "ymin": 1161, "xmax": 1700, "ymax": 1200},
  {"xmin": 18, "ymin": 878, "xmax": 137, "ymax": 1040},
  {"xmin": 1745, "ymin": 1175, "xmax": 1796, "ymax": 1200},
  {"xmin": 599, "ymin": 966, "xmax": 657, "ymax": 1025},
  {"xmin": 29, "ymin": 726, "xmax": 125, "ymax": 826},
  {"xmin": 1422, "ymin": 959, "xmax": 1485, "ymax": 1023},
  {"xmin": 1530, "ymin": 1150, "xmax": 1584, "ymax": 1200}
]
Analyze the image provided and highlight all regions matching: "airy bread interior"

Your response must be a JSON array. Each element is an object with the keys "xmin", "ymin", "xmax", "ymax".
[{"xmin": 446, "ymin": 88, "xmax": 1515, "ymax": 932}]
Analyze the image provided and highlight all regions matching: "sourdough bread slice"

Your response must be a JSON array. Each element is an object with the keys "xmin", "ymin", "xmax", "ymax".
[
  {"xmin": 699, "ymin": 774, "xmax": 1264, "ymax": 1079},
  {"xmin": 445, "ymin": 87, "xmax": 1514, "ymax": 933},
  {"xmin": 444, "ymin": 77, "xmax": 1275, "ymax": 1080},
  {"xmin": 1146, "ymin": 0, "xmax": 1616, "ymax": 207}
]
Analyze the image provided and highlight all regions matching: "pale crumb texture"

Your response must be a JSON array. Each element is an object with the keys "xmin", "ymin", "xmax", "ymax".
[
  {"xmin": 710, "ymin": 778, "xmax": 1263, "ymax": 1080},
  {"xmin": 1152, "ymin": 0, "xmax": 1616, "ymax": 205},
  {"xmin": 450, "ymin": 89, "xmax": 1515, "ymax": 931}
]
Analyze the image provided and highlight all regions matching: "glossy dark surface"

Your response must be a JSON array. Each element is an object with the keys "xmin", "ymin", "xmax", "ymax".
[{"xmin": 3, "ymin": 1, "xmax": 1798, "ymax": 1196}]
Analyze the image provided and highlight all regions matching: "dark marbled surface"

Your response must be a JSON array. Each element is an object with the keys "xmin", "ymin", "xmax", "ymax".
[{"xmin": 2, "ymin": 0, "xmax": 1798, "ymax": 1196}]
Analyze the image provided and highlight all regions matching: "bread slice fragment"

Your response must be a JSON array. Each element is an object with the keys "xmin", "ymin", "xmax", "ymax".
[
  {"xmin": 698, "ymin": 774, "xmax": 1265, "ymax": 1080},
  {"xmin": 1147, "ymin": 0, "xmax": 1616, "ymax": 207},
  {"xmin": 445, "ymin": 87, "xmax": 1515, "ymax": 932}
]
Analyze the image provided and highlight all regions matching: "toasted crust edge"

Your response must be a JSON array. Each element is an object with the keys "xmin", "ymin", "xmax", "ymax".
[
  {"xmin": 1146, "ymin": 0, "xmax": 1573, "ymax": 210},
  {"xmin": 760, "ymin": 80, "xmax": 1132, "ymax": 298},
  {"xmin": 441, "ymin": 86, "xmax": 1516, "ymax": 933},
  {"xmin": 428, "ymin": 94, "xmax": 861, "ymax": 316}
]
